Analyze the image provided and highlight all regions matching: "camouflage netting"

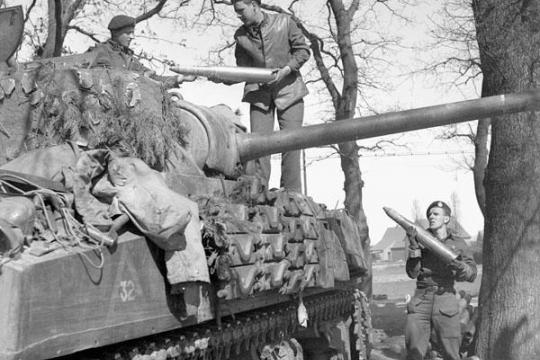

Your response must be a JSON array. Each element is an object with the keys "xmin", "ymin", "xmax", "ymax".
[{"xmin": 22, "ymin": 64, "xmax": 188, "ymax": 171}]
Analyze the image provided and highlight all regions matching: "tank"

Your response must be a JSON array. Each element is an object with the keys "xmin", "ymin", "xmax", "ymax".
[
  {"xmin": 2, "ymin": 9, "xmax": 540, "ymax": 359},
  {"xmin": 0, "ymin": 54, "xmax": 373, "ymax": 360}
]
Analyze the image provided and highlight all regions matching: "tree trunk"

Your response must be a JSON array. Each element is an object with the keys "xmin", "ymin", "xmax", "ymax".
[
  {"xmin": 329, "ymin": 0, "xmax": 371, "ymax": 295},
  {"xmin": 473, "ymin": 118, "xmax": 489, "ymax": 216},
  {"xmin": 473, "ymin": 1, "xmax": 540, "ymax": 359},
  {"xmin": 338, "ymin": 138, "xmax": 372, "ymax": 296},
  {"xmin": 42, "ymin": 0, "xmax": 87, "ymax": 58}
]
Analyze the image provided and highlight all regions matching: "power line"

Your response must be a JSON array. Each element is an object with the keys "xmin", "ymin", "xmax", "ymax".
[
  {"xmin": 271, "ymin": 150, "xmax": 474, "ymax": 162},
  {"xmin": 357, "ymin": 150, "xmax": 475, "ymax": 158}
]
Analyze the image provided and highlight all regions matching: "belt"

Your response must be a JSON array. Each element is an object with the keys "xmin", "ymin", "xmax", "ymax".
[{"xmin": 417, "ymin": 285, "xmax": 455, "ymax": 295}]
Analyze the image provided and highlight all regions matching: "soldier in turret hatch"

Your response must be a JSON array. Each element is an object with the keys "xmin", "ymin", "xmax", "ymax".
[
  {"xmin": 405, "ymin": 201, "xmax": 477, "ymax": 360},
  {"xmin": 87, "ymin": 14, "xmax": 194, "ymax": 89},
  {"xmin": 212, "ymin": 0, "xmax": 310, "ymax": 193}
]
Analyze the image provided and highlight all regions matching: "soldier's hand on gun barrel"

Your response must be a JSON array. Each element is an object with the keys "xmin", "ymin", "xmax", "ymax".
[
  {"xmin": 206, "ymin": 75, "xmax": 222, "ymax": 84},
  {"xmin": 177, "ymin": 74, "xmax": 197, "ymax": 84},
  {"xmin": 268, "ymin": 66, "xmax": 291, "ymax": 85}
]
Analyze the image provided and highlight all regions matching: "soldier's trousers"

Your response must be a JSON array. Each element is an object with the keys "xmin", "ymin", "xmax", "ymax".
[
  {"xmin": 249, "ymin": 100, "xmax": 304, "ymax": 193},
  {"xmin": 405, "ymin": 288, "xmax": 461, "ymax": 360}
]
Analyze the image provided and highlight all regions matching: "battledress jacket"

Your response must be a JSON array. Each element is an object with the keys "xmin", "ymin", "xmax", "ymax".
[
  {"xmin": 406, "ymin": 232, "xmax": 477, "ymax": 289},
  {"xmin": 234, "ymin": 12, "xmax": 310, "ymax": 111},
  {"xmin": 87, "ymin": 40, "xmax": 178, "ymax": 89}
]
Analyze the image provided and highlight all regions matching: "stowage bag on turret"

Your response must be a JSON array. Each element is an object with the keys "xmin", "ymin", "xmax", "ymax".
[{"xmin": 72, "ymin": 149, "xmax": 210, "ymax": 284}]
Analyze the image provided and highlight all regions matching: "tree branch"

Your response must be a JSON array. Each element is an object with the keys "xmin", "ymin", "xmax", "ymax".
[
  {"xmin": 68, "ymin": 24, "xmax": 100, "ymax": 43},
  {"xmin": 136, "ymin": 0, "xmax": 174, "ymax": 23},
  {"xmin": 24, "ymin": 0, "xmax": 38, "ymax": 23},
  {"xmin": 347, "ymin": 0, "xmax": 360, "ymax": 20}
]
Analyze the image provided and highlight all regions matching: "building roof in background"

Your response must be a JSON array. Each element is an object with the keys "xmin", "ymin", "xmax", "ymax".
[{"xmin": 372, "ymin": 225, "xmax": 406, "ymax": 251}]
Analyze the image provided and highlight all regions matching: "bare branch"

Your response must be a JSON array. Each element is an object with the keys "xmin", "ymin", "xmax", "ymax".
[
  {"xmin": 135, "ymin": 0, "xmax": 190, "ymax": 23},
  {"xmin": 347, "ymin": 0, "xmax": 360, "ymax": 20},
  {"xmin": 68, "ymin": 24, "xmax": 100, "ymax": 43},
  {"xmin": 357, "ymin": 138, "xmax": 409, "ymax": 153},
  {"xmin": 24, "ymin": 0, "xmax": 38, "ymax": 23},
  {"xmin": 208, "ymin": 40, "xmax": 236, "ymax": 64},
  {"xmin": 65, "ymin": 0, "xmax": 87, "ymax": 21},
  {"xmin": 288, "ymin": 0, "xmax": 300, "ymax": 13},
  {"xmin": 306, "ymin": 148, "xmax": 340, "ymax": 167}
]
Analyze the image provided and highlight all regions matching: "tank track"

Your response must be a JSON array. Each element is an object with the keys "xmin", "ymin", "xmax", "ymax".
[
  {"xmin": 353, "ymin": 290, "xmax": 373, "ymax": 360},
  {"xmin": 69, "ymin": 289, "xmax": 361, "ymax": 360}
]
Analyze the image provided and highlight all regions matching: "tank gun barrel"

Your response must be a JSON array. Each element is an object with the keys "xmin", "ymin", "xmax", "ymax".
[
  {"xmin": 237, "ymin": 89, "xmax": 540, "ymax": 161},
  {"xmin": 171, "ymin": 65, "xmax": 276, "ymax": 83}
]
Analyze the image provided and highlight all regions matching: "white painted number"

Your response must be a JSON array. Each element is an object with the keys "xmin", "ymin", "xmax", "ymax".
[{"xmin": 120, "ymin": 280, "xmax": 136, "ymax": 302}]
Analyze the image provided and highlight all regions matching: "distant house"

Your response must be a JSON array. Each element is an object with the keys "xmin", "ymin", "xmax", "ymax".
[
  {"xmin": 372, "ymin": 217, "xmax": 472, "ymax": 262},
  {"xmin": 371, "ymin": 226, "xmax": 406, "ymax": 262}
]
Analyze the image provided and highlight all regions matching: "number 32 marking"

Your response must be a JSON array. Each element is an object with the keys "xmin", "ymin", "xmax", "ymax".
[{"xmin": 120, "ymin": 280, "xmax": 136, "ymax": 302}]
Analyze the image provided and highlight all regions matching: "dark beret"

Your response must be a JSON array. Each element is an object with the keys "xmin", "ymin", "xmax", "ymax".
[
  {"xmin": 108, "ymin": 15, "xmax": 136, "ymax": 31},
  {"xmin": 426, "ymin": 200, "xmax": 451, "ymax": 218}
]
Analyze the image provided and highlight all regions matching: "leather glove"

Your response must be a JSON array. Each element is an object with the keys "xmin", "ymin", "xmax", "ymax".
[
  {"xmin": 449, "ymin": 259, "xmax": 468, "ymax": 272},
  {"xmin": 143, "ymin": 69, "xmax": 156, "ymax": 78},
  {"xmin": 205, "ymin": 74, "xmax": 221, "ymax": 83},
  {"xmin": 268, "ymin": 66, "xmax": 292, "ymax": 85}
]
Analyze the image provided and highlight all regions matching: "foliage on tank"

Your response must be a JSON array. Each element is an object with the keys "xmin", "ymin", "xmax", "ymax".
[{"xmin": 0, "ymin": 64, "xmax": 188, "ymax": 170}]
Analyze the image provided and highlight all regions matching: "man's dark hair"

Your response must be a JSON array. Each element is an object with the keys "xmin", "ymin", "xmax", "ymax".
[{"xmin": 232, "ymin": 0, "xmax": 261, "ymax": 5}]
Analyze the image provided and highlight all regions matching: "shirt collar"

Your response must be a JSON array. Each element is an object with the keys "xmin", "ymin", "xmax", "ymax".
[
  {"xmin": 428, "ymin": 229, "xmax": 454, "ymax": 242},
  {"xmin": 107, "ymin": 39, "xmax": 134, "ymax": 55},
  {"xmin": 247, "ymin": 12, "xmax": 267, "ymax": 36}
]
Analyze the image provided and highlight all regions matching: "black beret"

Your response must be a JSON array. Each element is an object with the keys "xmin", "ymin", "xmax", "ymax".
[
  {"xmin": 108, "ymin": 15, "xmax": 136, "ymax": 31},
  {"xmin": 426, "ymin": 201, "xmax": 451, "ymax": 218}
]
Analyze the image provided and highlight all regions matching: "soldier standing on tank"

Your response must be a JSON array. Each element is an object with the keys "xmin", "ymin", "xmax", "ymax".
[
  {"xmin": 87, "ymin": 15, "xmax": 194, "ymax": 89},
  {"xmin": 405, "ymin": 201, "xmax": 477, "ymax": 360},
  {"xmin": 214, "ymin": 0, "xmax": 310, "ymax": 193}
]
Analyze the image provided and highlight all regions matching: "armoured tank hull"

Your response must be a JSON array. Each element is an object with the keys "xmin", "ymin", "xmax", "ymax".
[
  {"xmin": 0, "ymin": 131, "xmax": 370, "ymax": 360},
  {"xmin": 0, "ymin": 227, "xmax": 359, "ymax": 360}
]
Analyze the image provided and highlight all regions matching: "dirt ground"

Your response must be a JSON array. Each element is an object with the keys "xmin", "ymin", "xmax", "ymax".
[{"xmin": 368, "ymin": 262, "xmax": 482, "ymax": 360}]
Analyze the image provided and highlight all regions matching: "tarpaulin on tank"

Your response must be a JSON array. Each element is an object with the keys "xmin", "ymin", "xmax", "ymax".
[
  {"xmin": 0, "ymin": 145, "xmax": 209, "ymax": 284},
  {"xmin": 71, "ymin": 149, "xmax": 209, "ymax": 284}
]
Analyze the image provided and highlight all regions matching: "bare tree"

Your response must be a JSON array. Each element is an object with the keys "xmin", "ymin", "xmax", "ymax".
[
  {"xmin": 428, "ymin": 0, "xmax": 489, "ymax": 216},
  {"xmin": 473, "ymin": 1, "xmax": 540, "ymax": 358}
]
